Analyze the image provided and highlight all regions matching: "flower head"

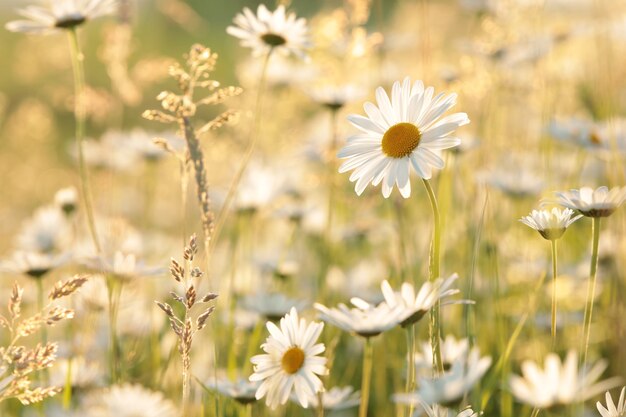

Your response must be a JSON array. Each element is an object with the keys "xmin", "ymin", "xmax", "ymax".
[
  {"xmin": 519, "ymin": 207, "xmax": 582, "ymax": 240},
  {"xmin": 293, "ymin": 385, "xmax": 361, "ymax": 411},
  {"xmin": 80, "ymin": 384, "xmax": 177, "ymax": 417},
  {"xmin": 394, "ymin": 346, "xmax": 491, "ymax": 405},
  {"xmin": 314, "ymin": 299, "xmax": 403, "ymax": 338},
  {"xmin": 555, "ymin": 186, "xmax": 626, "ymax": 218},
  {"xmin": 5, "ymin": 0, "xmax": 118, "ymax": 35},
  {"xmin": 250, "ymin": 307, "xmax": 328, "ymax": 409},
  {"xmin": 207, "ymin": 376, "xmax": 260, "ymax": 405},
  {"xmin": 509, "ymin": 351, "xmax": 622, "ymax": 408},
  {"xmin": 379, "ymin": 273, "xmax": 463, "ymax": 327},
  {"xmin": 597, "ymin": 387, "xmax": 626, "ymax": 417},
  {"xmin": 338, "ymin": 77, "xmax": 469, "ymax": 198},
  {"xmin": 227, "ymin": 4, "xmax": 310, "ymax": 59}
]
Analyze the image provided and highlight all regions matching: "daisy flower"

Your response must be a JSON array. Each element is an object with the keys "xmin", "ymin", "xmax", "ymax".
[
  {"xmin": 520, "ymin": 207, "xmax": 582, "ymax": 240},
  {"xmin": 306, "ymin": 84, "xmax": 366, "ymax": 110},
  {"xmin": 82, "ymin": 251, "xmax": 164, "ymax": 282},
  {"xmin": 227, "ymin": 4, "xmax": 311, "ymax": 59},
  {"xmin": 417, "ymin": 402, "xmax": 481, "ymax": 417},
  {"xmin": 555, "ymin": 186, "xmax": 626, "ymax": 218},
  {"xmin": 5, "ymin": 0, "xmax": 118, "ymax": 35},
  {"xmin": 80, "ymin": 384, "xmax": 177, "ymax": 417},
  {"xmin": 314, "ymin": 299, "xmax": 403, "ymax": 338},
  {"xmin": 1, "ymin": 251, "xmax": 70, "ymax": 279},
  {"xmin": 509, "ymin": 350, "xmax": 621, "ymax": 408},
  {"xmin": 54, "ymin": 186, "xmax": 79, "ymax": 216},
  {"xmin": 241, "ymin": 292, "xmax": 307, "ymax": 321},
  {"xmin": 249, "ymin": 307, "xmax": 328, "ymax": 409},
  {"xmin": 414, "ymin": 335, "xmax": 471, "ymax": 375},
  {"xmin": 394, "ymin": 347, "xmax": 491, "ymax": 405},
  {"xmin": 293, "ymin": 385, "xmax": 361, "ymax": 411},
  {"xmin": 337, "ymin": 77, "xmax": 469, "ymax": 198},
  {"xmin": 597, "ymin": 387, "xmax": 626, "ymax": 417},
  {"xmin": 206, "ymin": 376, "xmax": 260, "ymax": 404},
  {"xmin": 378, "ymin": 273, "xmax": 464, "ymax": 327},
  {"xmin": 16, "ymin": 205, "xmax": 72, "ymax": 254}
]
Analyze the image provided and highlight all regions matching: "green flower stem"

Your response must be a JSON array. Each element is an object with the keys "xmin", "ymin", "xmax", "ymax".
[
  {"xmin": 405, "ymin": 326, "xmax": 416, "ymax": 417},
  {"xmin": 550, "ymin": 239, "xmax": 558, "ymax": 346},
  {"xmin": 358, "ymin": 338, "xmax": 373, "ymax": 417},
  {"xmin": 582, "ymin": 217, "xmax": 601, "ymax": 373},
  {"xmin": 106, "ymin": 277, "xmax": 122, "ymax": 383},
  {"xmin": 67, "ymin": 28, "xmax": 101, "ymax": 254},
  {"xmin": 422, "ymin": 178, "xmax": 444, "ymax": 375}
]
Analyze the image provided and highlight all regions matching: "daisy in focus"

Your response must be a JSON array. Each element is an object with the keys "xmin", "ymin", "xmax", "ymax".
[
  {"xmin": 597, "ymin": 387, "xmax": 626, "ymax": 417},
  {"xmin": 520, "ymin": 207, "xmax": 582, "ymax": 240},
  {"xmin": 5, "ymin": 0, "xmax": 118, "ymax": 34},
  {"xmin": 337, "ymin": 77, "xmax": 469, "ymax": 198},
  {"xmin": 249, "ymin": 307, "xmax": 328, "ymax": 409},
  {"xmin": 555, "ymin": 186, "xmax": 626, "ymax": 218},
  {"xmin": 227, "ymin": 4, "xmax": 311, "ymax": 59}
]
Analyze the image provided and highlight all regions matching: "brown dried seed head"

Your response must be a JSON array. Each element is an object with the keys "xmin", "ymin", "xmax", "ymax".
[
  {"xmin": 169, "ymin": 291, "xmax": 185, "ymax": 305},
  {"xmin": 142, "ymin": 110, "xmax": 177, "ymax": 123},
  {"xmin": 155, "ymin": 301, "xmax": 176, "ymax": 319},
  {"xmin": 48, "ymin": 275, "xmax": 89, "ymax": 300},
  {"xmin": 190, "ymin": 267, "xmax": 203, "ymax": 278},
  {"xmin": 16, "ymin": 316, "xmax": 43, "ymax": 337},
  {"xmin": 185, "ymin": 285, "xmax": 196, "ymax": 309},
  {"xmin": 184, "ymin": 234, "xmax": 198, "ymax": 261},
  {"xmin": 9, "ymin": 282, "xmax": 24, "ymax": 319},
  {"xmin": 45, "ymin": 307, "xmax": 74, "ymax": 325},
  {"xmin": 170, "ymin": 258, "xmax": 184, "ymax": 282},
  {"xmin": 200, "ymin": 292, "xmax": 218, "ymax": 303},
  {"xmin": 196, "ymin": 306, "xmax": 215, "ymax": 331}
]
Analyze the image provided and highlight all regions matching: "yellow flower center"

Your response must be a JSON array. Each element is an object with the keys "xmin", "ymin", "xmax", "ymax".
[
  {"xmin": 281, "ymin": 346, "xmax": 305, "ymax": 374},
  {"xmin": 261, "ymin": 33, "xmax": 287, "ymax": 47},
  {"xmin": 381, "ymin": 122, "xmax": 421, "ymax": 158}
]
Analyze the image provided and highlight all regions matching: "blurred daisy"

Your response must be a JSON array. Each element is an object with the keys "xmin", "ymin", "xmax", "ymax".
[
  {"xmin": 597, "ymin": 387, "xmax": 626, "ymax": 417},
  {"xmin": 54, "ymin": 186, "xmax": 79, "ymax": 216},
  {"xmin": 5, "ymin": 0, "xmax": 118, "ymax": 35},
  {"xmin": 227, "ymin": 4, "xmax": 311, "ymax": 59},
  {"xmin": 49, "ymin": 356, "xmax": 104, "ymax": 389},
  {"xmin": 1, "ymin": 251, "xmax": 70, "ymax": 279},
  {"xmin": 306, "ymin": 84, "xmax": 366, "ymax": 110},
  {"xmin": 394, "ymin": 347, "xmax": 491, "ymax": 405},
  {"xmin": 555, "ymin": 186, "xmax": 626, "ymax": 218},
  {"xmin": 80, "ymin": 383, "xmax": 177, "ymax": 417},
  {"xmin": 520, "ymin": 207, "xmax": 582, "ymax": 240},
  {"xmin": 250, "ymin": 307, "xmax": 328, "ymax": 409},
  {"xmin": 83, "ymin": 251, "xmax": 164, "ymax": 281},
  {"xmin": 293, "ymin": 385, "xmax": 360, "ymax": 411},
  {"xmin": 509, "ymin": 350, "xmax": 621, "ymax": 408},
  {"xmin": 241, "ymin": 292, "xmax": 307, "ymax": 321},
  {"xmin": 16, "ymin": 205, "xmax": 71, "ymax": 254},
  {"xmin": 481, "ymin": 167, "xmax": 544, "ymax": 198},
  {"xmin": 414, "ymin": 335, "xmax": 470, "ymax": 374},
  {"xmin": 378, "ymin": 273, "xmax": 464, "ymax": 327},
  {"xmin": 207, "ymin": 376, "xmax": 260, "ymax": 404},
  {"xmin": 337, "ymin": 77, "xmax": 469, "ymax": 198},
  {"xmin": 314, "ymin": 299, "xmax": 403, "ymax": 338},
  {"xmin": 417, "ymin": 402, "xmax": 481, "ymax": 417}
]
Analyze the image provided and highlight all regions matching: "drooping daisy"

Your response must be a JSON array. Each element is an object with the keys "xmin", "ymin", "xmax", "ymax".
[
  {"xmin": 79, "ymin": 384, "xmax": 177, "ymax": 417},
  {"xmin": 293, "ymin": 385, "xmax": 361, "ymax": 411},
  {"xmin": 417, "ymin": 402, "xmax": 482, "ymax": 417},
  {"xmin": 520, "ymin": 207, "xmax": 582, "ymax": 240},
  {"xmin": 241, "ymin": 292, "xmax": 307, "ymax": 321},
  {"xmin": 394, "ymin": 347, "xmax": 491, "ymax": 405},
  {"xmin": 555, "ymin": 186, "xmax": 626, "ymax": 218},
  {"xmin": 378, "ymin": 273, "xmax": 465, "ymax": 327},
  {"xmin": 314, "ymin": 299, "xmax": 403, "ymax": 338},
  {"xmin": 509, "ymin": 350, "xmax": 621, "ymax": 408},
  {"xmin": 227, "ymin": 4, "xmax": 311, "ymax": 59},
  {"xmin": 414, "ymin": 335, "xmax": 471, "ymax": 375},
  {"xmin": 206, "ymin": 376, "xmax": 261, "ymax": 405},
  {"xmin": 597, "ymin": 387, "xmax": 626, "ymax": 417},
  {"xmin": 249, "ymin": 307, "xmax": 328, "ymax": 409},
  {"xmin": 337, "ymin": 77, "xmax": 469, "ymax": 198},
  {"xmin": 5, "ymin": 0, "xmax": 118, "ymax": 35}
]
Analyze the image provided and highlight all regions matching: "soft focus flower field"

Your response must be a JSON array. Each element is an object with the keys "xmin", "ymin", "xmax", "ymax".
[{"xmin": 0, "ymin": 0, "xmax": 625, "ymax": 417}]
